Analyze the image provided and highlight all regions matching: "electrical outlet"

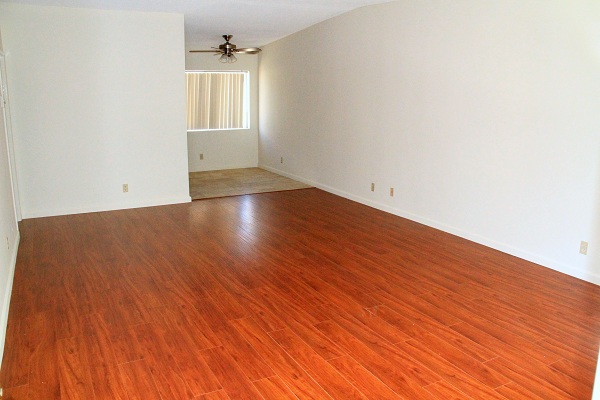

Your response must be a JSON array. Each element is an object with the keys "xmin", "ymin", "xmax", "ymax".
[
  {"xmin": 280, "ymin": 156, "xmax": 284, "ymax": 164},
  {"xmin": 122, "ymin": 184, "xmax": 129, "ymax": 193},
  {"xmin": 580, "ymin": 241, "xmax": 588, "ymax": 255},
  {"xmin": 199, "ymin": 153, "xmax": 204, "ymax": 160},
  {"xmin": 371, "ymin": 183, "xmax": 375, "ymax": 192},
  {"xmin": 390, "ymin": 187, "xmax": 394, "ymax": 197}
]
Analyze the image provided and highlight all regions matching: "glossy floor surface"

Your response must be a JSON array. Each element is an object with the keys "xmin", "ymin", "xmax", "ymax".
[{"xmin": 1, "ymin": 189, "xmax": 600, "ymax": 399}]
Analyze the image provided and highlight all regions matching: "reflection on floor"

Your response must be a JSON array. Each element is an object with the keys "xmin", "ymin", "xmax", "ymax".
[{"xmin": 189, "ymin": 167, "xmax": 312, "ymax": 200}]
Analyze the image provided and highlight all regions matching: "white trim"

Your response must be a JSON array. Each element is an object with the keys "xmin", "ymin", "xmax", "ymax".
[
  {"xmin": 259, "ymin": 164, "xmax": 600, "ymax": 286},
  {"xmin": 0, "ymin": 54, "xmax": 21, "ymax": 222},
  {"xmin": 22, "ymin": 195, "xmax": 192, "ymax": 219},
  {"xmin": 0, "ymin": 231, "xmax": 19, "ymax": 366}
]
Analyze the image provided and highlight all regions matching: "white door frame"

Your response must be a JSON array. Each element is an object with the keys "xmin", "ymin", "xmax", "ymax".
[{"xmin": 0, "ymin": 52, "xmax": 21, "ymax": 222}]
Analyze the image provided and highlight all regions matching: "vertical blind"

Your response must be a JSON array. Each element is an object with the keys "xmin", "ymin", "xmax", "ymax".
[{"xmin": 186, "ymin": 71, "xmax": 249, "ymax": 131}]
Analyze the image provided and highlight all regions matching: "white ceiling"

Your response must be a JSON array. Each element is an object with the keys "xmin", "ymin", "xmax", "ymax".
[{"xmin": 1, "ymin": 0, "xmax": 394, "ymax": 49}]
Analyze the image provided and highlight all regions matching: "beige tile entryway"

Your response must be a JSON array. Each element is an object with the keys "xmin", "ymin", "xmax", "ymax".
[{"xmin": 189, "ymin": 168, "xmax": 312, "ymax": 200}]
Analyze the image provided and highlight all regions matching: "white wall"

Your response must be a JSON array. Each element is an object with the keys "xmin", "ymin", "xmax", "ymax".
[
  {"xmin": 0, "ymin": 3, "xmax": 191, "ymax": 218},
  {"xmin": 185, "ymin": 52, "xmax": 258, "ymax": 172},
  {"xmin": 0, "ymin": 33, "xmax": 20, "ymax": 365},
  {"xmin": 259, "ymin": 0, "xmax": 600, "ymax": 283}
]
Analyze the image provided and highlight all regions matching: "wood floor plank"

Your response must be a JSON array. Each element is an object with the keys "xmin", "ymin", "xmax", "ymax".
[
  {"xmin": 370, "ymin": 301, "xmax": 497, "ymax": 363},
  {"xmin": 281, "ymin": 253, "xmax": 381, "ymax": 308},
  {"xmin": 211, "ymin": 283, "xmax": 287, "ymax": 333},
  {"xmin": 80, "ymin": 316, "xmax": 128, "ymax": 400},
  {"xmin": 0, "ymin": 320, "xmax": 29, "ymax": 388},
  {"xmin": 395, "ymin": 339, "xmax": 507, "ymax": 400},
  {"xmin": 424, "ymin": 290, "xmax": 562, "ymax": 364},
  {"xmin": 282, "ymin": 317, "xmax": 346, "ymax": 361},
  {"xmin": 207, "ymin": 288, "xmax": 248, "ymax": 321},
  {"xmin": 269, "ymin": 328, "xmax": 368, "ymax": 399},
  {"xmin": 3, "ymin": 384, "xmax": 29, "ymax": 400},
  {"xmin": 56, "ymin": 336, "xmax": 95, "ymax": 400},
  {"xmin": 192, "ymin": 297, "xmax": 275, "ymax": 381},
  {"xmin": 95, "ymin": 287, "xmax": 152, "ymax": 334},
  {"xmin": 2, "ymin": 188, "xmax": 599, "ymax": 399},
  {"xmin": 401, "ymin": 328, "xmax": 509, "ymax": 389},
  {"xmin": 301, "ymin": 276, "xmax": 411, "ymax": 344},
  {"xmin": 26, "ymin": 312, "xmax": 60, "ymax": 400},
  {"xmin": 107, "ymin": 325, "xmax": 145, "ymax": 365},
  {"xmin": 315, "ymin": 320, "xmax": 434, "ymax": 399},
  {"xmin": 327, "ymin": 355, "xmax": 403, "ymax": 399},
  {"xmin": 494, "ymin": 382, "xmax": 546, "ymax": 400},
  {"xmin": 549, "ymin": 357, "xmax": 596, "ymax": 386},
  {"xmin": 157, "ymin": 277, "xmax": 207, "ymax": 310},
  {"xmin": 200, "ymin": 346, "xmax": 264, "ymax": 400},
  {"xmin": 484, "ymin": 356, "xmax": 590, "ymax": 400},
  {"xmin": 231, "ymin": 317, "xmax": 334, "ymax": 399},
  {"xmin": 132, "ymin": 323, "xmax": 195, "ymax": 400},
  {"xmin": 244, "ymin": 285, "xmax": 345, "ymax": 360},
  {"xmin": 250, "ymin": 284, "xmax": 323, "ymax": 326},
  {"xmin": 456, "ymin": 281, "xmax": 600, "ymax": 345},
  {"xmin": 153, "ymin": 304, "xmax": 218, "ymax": 352},
  {"xmin": 450, "ymin": 321, "xmax": 562, "ymax": 375},
  {"xmin": 450, "ymin": 294, "xmax": 546, "ymax": 343},
  {"xmin": 152, "ymin": 307, "xmax": 223, "ymax": 396},
  {"xmin": 424, "ymin": 380, "xmax": 474, "ymax": 400},
  {"xmin": 118, "ymin": 360, "xmax": 162, "ymax": 400},
  {"xmin": 536, "ymin": 337, "xmax": 599, "ymax": 372},
  {"xmin": 379, "ymin": 287, "xmax": 462, "ymax": 327},
  {"xmin": 194, "ymin": 389, "xmax": 231, "ymax": 400},
  {"xmin": 173, "ymin": 302, "xmax": 223, "ymax": 349},
  {"xmin": 53, "ymin": 295, "xmax": 84, "ymax": 341},
  {"xmin": 258, "ymin": 265, "xmax": 331, "ymax": 315},
  {"xmin": 325, "ymin": 307, "xmax": 441, "ymax": 386},
  {"xmin": 252, "ymin": 376, "xmax": 299, "ymax": 399},
  {"xmin": 432, "ymin": 284, "xmax": 598, "ymax": 354}
]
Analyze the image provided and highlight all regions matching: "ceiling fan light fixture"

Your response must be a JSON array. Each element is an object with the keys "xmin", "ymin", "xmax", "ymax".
[{"xmin": 219, "ymin": 52, "xmax": 237, "ymax": 63}]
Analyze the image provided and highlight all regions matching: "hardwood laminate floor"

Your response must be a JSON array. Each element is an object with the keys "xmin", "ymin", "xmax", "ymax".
[
  {"xmin": 2, "ymin": 188, "xmax": 600, "ymax": 399},
  {"xmin": 189, "ymin": 168, "xmax": 311, "ymax": 200}
]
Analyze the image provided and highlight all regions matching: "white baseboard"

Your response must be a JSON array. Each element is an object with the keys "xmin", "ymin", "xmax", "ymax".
[
  {"xmin": 0, "ymin": 231, "xmax": 20, "ymax": 366},
  {"xmin": 189, "ymin": 163, "xmax": 259, "ymax": 173},
  {"xmin": 259, "ymin": 164, "xmax": 600, "ymax": 286},
  {"xmin": 22, "ymin": 195, "xmax": 192, "ymax": 219}
]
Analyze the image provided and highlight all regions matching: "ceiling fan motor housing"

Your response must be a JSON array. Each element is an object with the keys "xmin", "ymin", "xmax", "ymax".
[
  {"xmin": 219, "ymin": 43, "xmax": 236, "ymax": 53},
  {"xmin": 219, "ymin": 35, "xmax": 235, "ymax": 54}
]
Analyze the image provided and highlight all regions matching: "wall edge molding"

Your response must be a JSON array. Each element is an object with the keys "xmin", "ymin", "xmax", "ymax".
[{"xmin": 0, "ymin": 230, "xmax": 20, "ymax": 366}]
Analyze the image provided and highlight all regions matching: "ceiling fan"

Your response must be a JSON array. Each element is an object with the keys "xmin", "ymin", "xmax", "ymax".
[{"xmin": 189, "ymin": 35, "xmax": 261, "ymax": 64}]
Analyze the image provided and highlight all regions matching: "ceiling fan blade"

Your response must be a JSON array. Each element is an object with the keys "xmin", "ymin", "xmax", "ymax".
[
  {"xmin": 235, "ymin": 47, "xmax": 262, "ymax": 54},
  {"xmin": 189, "ymin": 50, "xmax": 222, "ymax": 53}
]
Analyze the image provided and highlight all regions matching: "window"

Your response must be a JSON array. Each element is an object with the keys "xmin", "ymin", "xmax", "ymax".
[{"xmin": 186, "ymin": 71, "xmax": 250, "ymax": 131}]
